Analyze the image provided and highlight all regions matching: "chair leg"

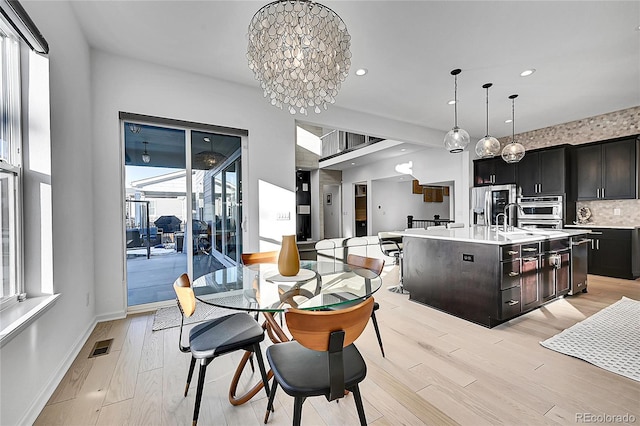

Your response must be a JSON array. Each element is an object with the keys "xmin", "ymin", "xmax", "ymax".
[
  {"xmin": 185, "ymin": 356, "xmax": 196, "ymax": 396},
  {"xmin": 350, "ymin": 384, "xmax": 367, "ymax": 426},
  {"xmin": 370, "ymin": 311, "xmax": 385, "ymax": 357},
  {"xmin": 292, "ymin": 397, "xmax": 305, "ymax": 426},
  {"xmin": 248, "ymin": 353, "xmax": 255, "ymax": 373},
  {"xmin": 264, "ymin": 380, "xmax": 278, "ymax": 423},
  {"xmin": 253, "ymin": 343, "xmax": 270, "ymax": 398},
  {"xmin": 193, "ymin": 360, "xmax": 208, "ymax": 426}
]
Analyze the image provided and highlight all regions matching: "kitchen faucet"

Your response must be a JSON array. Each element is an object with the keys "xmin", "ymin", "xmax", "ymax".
[
  {"xmin": 495, "ymin": 213, "xmax": 507, "ymax": 231},
  {"xmin": 503, "ymin": 202, "xmax": 525, "ymax": 231}
]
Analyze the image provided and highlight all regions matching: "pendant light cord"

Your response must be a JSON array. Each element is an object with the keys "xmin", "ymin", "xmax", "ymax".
[
  {"xmin": 485, "ymin": 87, "xmax": 489, "ymax": 137},
  {"xmin": 511, "ymin": 97, "xmax": 515, "ymax": 143},
  {"xmin": 454, "ymin": 74, "xmax": 459, "ymax": 128}
]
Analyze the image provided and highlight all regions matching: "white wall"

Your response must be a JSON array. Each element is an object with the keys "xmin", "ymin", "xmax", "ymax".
[
  {"xmin": 1, "ymin": 2, "xmax": 95, "ymax": 425},
  {"xmin": 371, "ymin": 180, "xmax": 451, "ymax": 234},
  {"xmin": 342, "ymin": 147, "xmax": 469, "ymax": 237}
]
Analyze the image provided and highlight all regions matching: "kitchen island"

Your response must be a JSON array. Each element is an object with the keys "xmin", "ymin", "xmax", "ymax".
[{"xmin": 396, "ymin": 226, "xmax": 590, "ymax": 328}]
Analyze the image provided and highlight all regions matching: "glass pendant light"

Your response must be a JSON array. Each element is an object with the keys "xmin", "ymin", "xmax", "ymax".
[
  {"xmin": 475, "ymin": 83, "xmax": 501, "ymax": 158},
  {"xmin": 444, "ymin": 68, "xmax": 470, "ymax": 153},
  {"xmin": 501, "ymin": 94, "xmax": 525, "ymax": 163},
  {"xmin": 141, "ymin": 141, "xmax": 151, "ymax": 164}
]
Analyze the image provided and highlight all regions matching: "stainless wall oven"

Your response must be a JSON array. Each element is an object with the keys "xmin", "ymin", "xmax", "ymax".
[{"xmin": 517, "ymin": 195, "xmax": 564, "ymax": 229}]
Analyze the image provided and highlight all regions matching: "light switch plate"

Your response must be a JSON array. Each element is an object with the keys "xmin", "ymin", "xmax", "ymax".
[{"xmin": 614, "ymin": 208, "xmax": 621, "ymax": 216}]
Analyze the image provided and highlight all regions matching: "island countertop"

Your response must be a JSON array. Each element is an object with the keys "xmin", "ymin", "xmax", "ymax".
[{"xmin": 393, "ymin": 226, "xmax": 589, "ymax": 245}]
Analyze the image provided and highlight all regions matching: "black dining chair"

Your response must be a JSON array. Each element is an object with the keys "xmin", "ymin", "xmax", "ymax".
[
  {"xmin": 173, "ymin": 273, "xmax": 271, "ymax": 426},
  {"xmin": 345, "ymin": 254, "xmax": 386, "ymax": 357},
  {"xmin": 264, "ymin": 297, "xmax": 375, "ymax": 426}
]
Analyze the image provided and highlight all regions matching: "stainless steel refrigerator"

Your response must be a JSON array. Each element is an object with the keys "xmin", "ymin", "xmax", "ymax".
[{"xmin": 471, "ymin": 184, "xmax": 518, "ymax": 226}]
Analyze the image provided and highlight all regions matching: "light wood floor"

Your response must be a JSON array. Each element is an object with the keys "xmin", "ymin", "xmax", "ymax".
[{"xmin": 36, "ymin": 269, "xmax": 640, "ymax": 425}]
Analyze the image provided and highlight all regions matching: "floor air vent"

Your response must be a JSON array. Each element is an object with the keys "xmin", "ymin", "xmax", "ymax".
[{"xmin": 89, "ymin": 339, "xmax": 113, "ymax": 358}]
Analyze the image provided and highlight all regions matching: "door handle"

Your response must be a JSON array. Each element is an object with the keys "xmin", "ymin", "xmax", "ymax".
[
  {"xmin": 596, "ymin": 188, "xmax": 600, "ymax": 198},
  {"xmin": 506, "ymin": 300, "xmax": 519, "ymax": 306},
  {"xmin": 602, "ymin": 187, "xmax": 605, "ymax": 198},
  {"xmin": 508, "ymin": 250, "xmax": 519, "ymax": 255},
  {"xmin": 508, "ymin": 271, "xmax": 519, "ymax": 277},
  {"xmin": 596, "ymin": 240, "xmax": 599, "ymax": 250}
]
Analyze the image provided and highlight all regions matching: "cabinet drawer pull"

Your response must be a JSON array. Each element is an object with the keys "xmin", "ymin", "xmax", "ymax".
[
  {"xmin": 523, "ymin": 257, "xmax": 537, "ymax": 262},
  {"xmin": 506, "ymin": 300, "xmax": 519, "ymax": 306},
  {"xmin": 522, "ymin": 248, "xmax": 537, "ymax": 252},
  {"xmin": 507, "ymin": 250, "xmax": 519, "ymax": 255},
  {"xmin": 508, "ymin": 272, "xmax": 519, "ymax": 277},
  {"xmin": 602, "ymin": 187, "xmax": 605, "ymax": 198}
]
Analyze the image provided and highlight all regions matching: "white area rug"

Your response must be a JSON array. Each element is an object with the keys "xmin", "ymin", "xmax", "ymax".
[
  {"xmin": 152, "ymin": 295, "xmax": 242, "ymax": 331},
  {"xmin": 540, "ymin": 296, "xmax": 640, "ymax": 382}
]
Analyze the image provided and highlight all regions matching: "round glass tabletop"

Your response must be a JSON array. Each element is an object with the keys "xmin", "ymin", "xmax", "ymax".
[{"xmin": 192, "ymin": 260, "xmax": 382, "ymax": 312}]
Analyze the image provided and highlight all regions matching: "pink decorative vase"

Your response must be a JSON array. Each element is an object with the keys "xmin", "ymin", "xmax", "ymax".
[{"xmin": 278, "ymin": 235, "xmax": 300, "ymax": 276}]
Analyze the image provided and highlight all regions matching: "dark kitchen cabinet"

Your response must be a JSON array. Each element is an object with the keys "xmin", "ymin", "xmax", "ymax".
[
  {"xmin": 520, "ymin": 242, "xmax": 541, "ymax": 311},
  {"xmin": 574, "ymin": 136, "xmax": 639, "ymax": 200},
  {"xmin": 474, "ymin": 157, "xmax": 516, "ymax": 186},
  {"xmin": 517, "ymin": 147, "xmax": 566, "ymax": 196},
  {"xmin": 586, "ymin": 228, "xmax": 639, "ymax": 279}
]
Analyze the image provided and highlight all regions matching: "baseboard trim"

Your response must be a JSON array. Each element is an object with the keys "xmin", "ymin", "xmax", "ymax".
[{"xmin": 19, "ymin": 316, "xmax": 98, "ymax": 426}]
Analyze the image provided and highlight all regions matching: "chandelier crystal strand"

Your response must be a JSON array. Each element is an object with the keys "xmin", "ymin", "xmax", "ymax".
[
  {"xmin": 444, "ymin": 68, "xmax": 470, "ymax": 153},
  {"xmin": 475, "ymin": 83, "xmax": 501, "ymax": 157},
  {"xmin": 247, "ymin": 0, "xmax": 352, "ymax": 115},
  {"xmin": 501, "ymin": 94, "xmax": 526, "ymax": 163}
]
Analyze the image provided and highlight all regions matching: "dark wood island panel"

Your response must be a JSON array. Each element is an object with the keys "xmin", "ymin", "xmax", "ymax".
[{"xmin": 403, "ymin": 236, "xmax": 504, "ymax": 328}]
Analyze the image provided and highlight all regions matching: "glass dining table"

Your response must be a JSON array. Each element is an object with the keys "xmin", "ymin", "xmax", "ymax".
[{"xmin": 191, "ymin": 260, "xmax": 382, "ymax": 405}]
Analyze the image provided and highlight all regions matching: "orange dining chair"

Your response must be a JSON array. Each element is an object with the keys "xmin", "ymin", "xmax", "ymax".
[{"xmin": 264, "ymin": 297, "xmax": 374, "ymax": 425}]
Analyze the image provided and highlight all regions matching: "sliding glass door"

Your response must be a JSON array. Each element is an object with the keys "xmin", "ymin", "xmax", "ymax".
[{"xmin": 123, "ymin": 121, "xmax": 242, "ymax": 306}]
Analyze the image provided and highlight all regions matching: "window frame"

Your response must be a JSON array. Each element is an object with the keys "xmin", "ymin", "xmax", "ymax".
[{"xmin": 0, "ymin": 14, "xmax": 24, "ymax": 310}]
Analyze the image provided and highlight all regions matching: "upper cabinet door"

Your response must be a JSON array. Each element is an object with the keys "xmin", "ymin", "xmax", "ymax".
[
  {"xmin": 538, "ymin": 148, "xmax": 566, "ymax": 195},
  {"xmin": 474, "ymin": 159, "xmax": 495, "ymax": 186},
  {"xmin": 516, "ymin": 153, "xmax": 539, "ymax": 196},
  {"xmin": 516, "ymin": 147, "xmax": 566, "ymax": 196},
  {"xmin": 493, "ymin": 159, "xmax": 516, "ymax": 185},
  {"xmin": 575, "ymin": 144, "xmax": 602, "ymax": 200},
  {"xmin": 575, "ymin": 137, "xmax": 638, "ymax": 201},
  {"xmin": 474, "ymin": 157, "xmax": 516, "ymax": 186},
  {"xmin": 602, "ymin": 138, "xmax": 637, "ymax": 200}
]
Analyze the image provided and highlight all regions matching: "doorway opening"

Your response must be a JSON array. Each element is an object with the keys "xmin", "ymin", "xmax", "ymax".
[{"xmin": 354, "ymin": 183, "xmax": 367, "ymax": 237}]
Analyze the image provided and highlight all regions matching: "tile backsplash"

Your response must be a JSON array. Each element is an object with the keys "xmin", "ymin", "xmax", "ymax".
[
  {"xmin": 575, "ymin": 199, "xmax": 640, "ymax": 227},
  {"xmin": 497, "ymin": 106, "xmax": 639, "ymax": 150}
]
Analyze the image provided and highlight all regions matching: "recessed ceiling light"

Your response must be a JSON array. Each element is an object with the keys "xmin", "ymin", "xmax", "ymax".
[
  {"xmin": 520, "ymin": 69, "xmax": 536, "ymax": 77},
  {"xmin": 505, "ymin": 119, "xmax": 513, "ymax": 123},
  {"xmin": 400, "ymin": 148, "xmax": 406, "ymax": 152},
  {"xmin": 355, "ymin": 68, "xmax": 368, "ymax": 76},
  {"xmin": 448, "ymin": 99, "xmax": 456, "ymax": 105},
  {"xmin": 351, "ymin": 162, "xmax": 356, "ymax": 165}
]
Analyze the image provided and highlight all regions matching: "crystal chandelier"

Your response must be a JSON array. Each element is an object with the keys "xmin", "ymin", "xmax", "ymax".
[
  {"xmin": 475, "ymin": 83, "xmax": 501, "ymax": 158},
  {"xmin": 444, "ymin": 69, "xmax": 470, "ymax": 153},
  {"xmin": 501, "ymin": 94, "xmax": 526, "ymax": 163},
  {"xmin": 247, "ymin": 0, "xmax": 352, "ymax": 115}
]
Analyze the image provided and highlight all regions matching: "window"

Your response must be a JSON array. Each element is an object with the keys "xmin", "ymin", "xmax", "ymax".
[{"xmin": 0, "ymin": 17, "xmax": 23, "ymax": 308}]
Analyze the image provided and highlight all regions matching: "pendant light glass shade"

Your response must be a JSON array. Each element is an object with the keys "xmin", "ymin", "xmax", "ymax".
[
  {"xmin": 501, "ymin": 94, "xmax": 526, "ymax": 163},
  {"xmin": 142, "ymin": 141, "xmax": 151, "ymax": 164},
  {"xmin": 475, "ymin": 83, "xmax": 501, "ymax": 158},
  {"xmin": 444, "ymin": 69, "xmax": 470, "ymax": 153},
  {"xmin": 247, "ymin": 0, "xmax": 351, "ymax": 115}
]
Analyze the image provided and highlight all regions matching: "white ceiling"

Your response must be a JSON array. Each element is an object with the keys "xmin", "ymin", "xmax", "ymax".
[{"xmin": 69, "ymin": 1, "xmax": 640, "ymax": 163}]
